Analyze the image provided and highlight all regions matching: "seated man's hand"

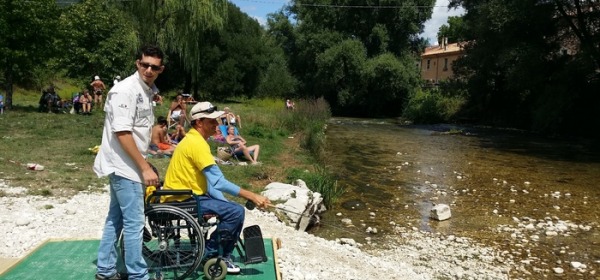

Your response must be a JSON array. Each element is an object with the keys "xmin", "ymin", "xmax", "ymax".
[{"xmin": 251, "ymin": 194, "xmax": 272, "ymax": 209}]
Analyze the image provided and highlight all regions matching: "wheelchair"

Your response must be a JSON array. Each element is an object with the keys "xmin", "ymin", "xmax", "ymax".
[{"xmin": 120, "ymin": 188, "xmax": 267, "ymax": 280}]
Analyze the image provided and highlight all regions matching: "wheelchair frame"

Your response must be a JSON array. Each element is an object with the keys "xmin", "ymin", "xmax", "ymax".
[{"xmin": 120, "ymin": 189, "xmax": 266, "ymax": 280}]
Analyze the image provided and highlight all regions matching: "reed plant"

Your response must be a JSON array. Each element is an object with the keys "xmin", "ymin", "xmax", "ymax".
[
  {"xmin": 277, "ymin": 97, "xmax": 331, "ymax": 161},
  {"xmin": 286, "ymin": 166, "xmax": 344, "ymax": 208}
]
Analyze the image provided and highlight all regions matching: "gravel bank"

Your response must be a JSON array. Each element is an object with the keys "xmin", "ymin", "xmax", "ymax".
[{"xmin": 0, "ymin": 181, "xmax": 510, "ymax": 279}]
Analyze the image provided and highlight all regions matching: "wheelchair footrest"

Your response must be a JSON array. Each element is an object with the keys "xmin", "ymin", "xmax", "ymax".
[{"xmin": 242, "ymin": 225, "xmax": 267, "ymax": 264}]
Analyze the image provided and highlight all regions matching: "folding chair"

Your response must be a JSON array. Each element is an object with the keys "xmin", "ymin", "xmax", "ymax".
[
  {"xmin": 220, "ymin": 125, "xmax": 258, "ymax": 163},
  {"xmin": 167, "ymin": 107, "xmax": 189, "ymax": 131}
]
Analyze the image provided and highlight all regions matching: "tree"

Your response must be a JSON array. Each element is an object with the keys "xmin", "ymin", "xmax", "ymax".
[
  {"xmin": 0, "ymin": 0, "xmax": 60, "ymax": 109},
  {"xmin": 437, "ymin": 16, "xmax": 468, "ymax": 44},
  {"xmin": 57, "ymin": 0, "xmax": 139, "ymax": 84},
  {"xmin": 364, "ymin": 53, "xmax": 421, "ymax": 116},
  {"xmin": 269, "ymin": 0, "xmax": 435, "ymax": 116},
  {"xmin": 195, "ymin": 3, "xmax": 294, "ymax": 100},
  {"xmin": 450, "ymin": 0, "xmax": 600, "ymax": 136},
  {"xmin": 552, "ymin": 0, "xmax": 600, "ymax": 73},
  {"xmin": 315, "ymin": 39, "xmax": 368, "ymax": 113},
  {"xmin": 289, "ymin": 0, "xmax": 436, "ymax": 56},
  {"xmin": 123, "ymin": 0, "xmax": 228, "ymax": 96}
]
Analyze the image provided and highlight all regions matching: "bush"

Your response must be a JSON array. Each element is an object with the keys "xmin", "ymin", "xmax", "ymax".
[{"xmin": 402, "ymin": 87, "xmax": 466, "ymax": 123}]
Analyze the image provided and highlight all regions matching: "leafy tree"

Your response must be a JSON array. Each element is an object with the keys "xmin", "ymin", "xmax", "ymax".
[
  {"xmin": 315, "ymin": 39, "xmax": 367, "ymax": 113},
  {"xmin": 268, "ymin": 0, "xmax": 434, "ymax": 116},
  {"xmin": 450, "ymin": 0, "xmax": 600, "ymax": 136},
  {"xmin": 123, "ymin": 0, "xmax": 228, "ymax": 96},
  {"xmin": 256, "ymin": 53, "xmax": 298, "ymax": 98},
  {"xmin": 0, "ymin": 0, "xmax": 60, "ymax": 109},
  {"xmin": 198, "ymin": 4, "xmax": 294, "ymax": 100},
  {"xmin": 552, "ymin": 0, "xmax": 600, "ymax": 72},
  {"xmin": 289, "ymin": 0, "xmax": 435, "ymax": 56},
  {"xmin": 437, "ymin": 16, "xmax": 468, "ymax": 44},
  {"xmin": 267, "ymin": 11, "xmax": 297, "ymax": 59},
  {"xmin": 364, "ymin": 53, "xmax": 421, "ymax": 116},
  {"xmin": 57, "ymin": 0, "xmax": 139, "ymax": 85}
]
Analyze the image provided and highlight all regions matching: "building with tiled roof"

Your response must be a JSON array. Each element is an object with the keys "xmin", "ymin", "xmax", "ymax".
[{"xmin": 420, "ymin": 40, "xmax": 464, "ymax": 84}]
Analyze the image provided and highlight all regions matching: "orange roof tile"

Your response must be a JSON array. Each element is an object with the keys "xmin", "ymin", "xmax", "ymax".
[{"xmin": 422, "ymin": 43, "xmax": 463, "ymax": 57}]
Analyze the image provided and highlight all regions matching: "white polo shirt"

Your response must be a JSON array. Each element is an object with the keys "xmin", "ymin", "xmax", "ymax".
[{"xmin": 93, "ymin": 71, "xmax": 157, "ymax": 183}]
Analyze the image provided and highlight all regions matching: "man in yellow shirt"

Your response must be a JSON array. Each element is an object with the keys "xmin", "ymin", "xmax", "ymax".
[{"xmin": 163, "ymin": 101, "xmax": 271, "ymax": 274}]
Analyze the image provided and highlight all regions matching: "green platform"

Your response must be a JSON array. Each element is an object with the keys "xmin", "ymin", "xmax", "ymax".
[{"xmin": 0, "ymin": 239, "xmax": 279, "ymax": 280}]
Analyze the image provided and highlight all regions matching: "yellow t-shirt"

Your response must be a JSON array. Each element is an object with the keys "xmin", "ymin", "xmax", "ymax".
[{"xmin": 163, "ymin": 128, "xmax": 216, "ymax": 202}]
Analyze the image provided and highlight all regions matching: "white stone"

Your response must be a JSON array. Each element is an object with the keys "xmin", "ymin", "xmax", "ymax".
[
  {"xmin": 553, "ymin": 267, "xmax": 564, "ymax": 274},
  {"xmin": 571, "ymin": 261, "xmax": 582, "ymax": 269},
  {"xmin": 430, "ymin": 204, "xmax": 451, "ymax": 221},
  {"xmin": 338, "ymin": 238, "xmax": 357, "ymax": 247},
  {"xmin": 341, "ymin": 218, "xmax": 352, "ymax": 226}
]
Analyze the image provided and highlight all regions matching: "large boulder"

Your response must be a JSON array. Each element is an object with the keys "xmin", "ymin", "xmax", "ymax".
[{"xmin": 261, "ymin": 179, "xmax": 326, "ymax": 231}]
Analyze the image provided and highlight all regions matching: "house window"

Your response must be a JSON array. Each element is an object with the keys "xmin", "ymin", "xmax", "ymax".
[
  {"xmin": 443, "ymin": 58, "xmax": 448, "ymax": 71},
  {"xmin": 427, "ymin": 59, "xmax": 431, "ymax": 70}
]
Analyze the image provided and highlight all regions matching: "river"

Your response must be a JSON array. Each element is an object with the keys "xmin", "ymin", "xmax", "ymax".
[{"xmin": 317, "ymin": 117, "xmax": 600, "ymax": 278}]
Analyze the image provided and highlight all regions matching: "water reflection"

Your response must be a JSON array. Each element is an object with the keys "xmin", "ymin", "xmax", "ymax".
[{"xmin": 318, "ymin": 117, "xmax": 600, "ymax": 278}]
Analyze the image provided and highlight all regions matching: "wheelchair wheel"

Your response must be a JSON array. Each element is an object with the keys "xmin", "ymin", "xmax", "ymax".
[
  {"xmin": 203, "ymin": 258, "xmax": 227, "ymax": 280},
  {"xmin": 130, "ymin": 204, "xmax": 204, "ymax": 280}
]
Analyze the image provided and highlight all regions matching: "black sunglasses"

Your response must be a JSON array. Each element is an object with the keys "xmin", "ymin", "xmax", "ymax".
[
  {"xmin": 138, "ymin": 61, "xmax": 162, "ymax": 71},
  {"xmin": 192, "ymin": 105, "xmax": 218, "ymax": 115}
]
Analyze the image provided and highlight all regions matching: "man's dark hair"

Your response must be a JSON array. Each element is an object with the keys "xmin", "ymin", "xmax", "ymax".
[
  {"xmin": 157, "ymin": 116, "xmax": 167, "ymax": 125},
  {"xmin": 138, "ymin": 45, "xmax": 164, "ymax": 62}
]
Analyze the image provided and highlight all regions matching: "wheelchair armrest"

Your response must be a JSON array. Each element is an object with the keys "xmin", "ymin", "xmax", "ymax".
[{"xmin": 152, "ymin": 190, "xmax": 193, "ymax": 196}]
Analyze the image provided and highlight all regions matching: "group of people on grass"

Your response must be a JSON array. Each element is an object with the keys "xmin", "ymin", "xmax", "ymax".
[
  {"xmin": 41, "ymin": 75, "xmax": 119, "ymax": 115},
  {"xmin": 151, "ymin": 92, "xmax": 259, "ymax": 163},
  {"xmin": 93, "ymin": 45, "xmax": 271, "ymax": 280},
  {"xmin": 150, "ymin": 97, "xmax": 260, "ymax": 163}
]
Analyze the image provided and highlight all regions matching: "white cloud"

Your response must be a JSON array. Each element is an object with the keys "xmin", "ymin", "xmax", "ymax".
[{"xmin": 421, "ymin": 0, "xmax": 465, "ymax": 45}]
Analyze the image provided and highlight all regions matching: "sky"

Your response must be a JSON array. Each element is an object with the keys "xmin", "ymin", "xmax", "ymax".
[{"xmin": 229, "ymin": 0, "xmax": 464, "ymax": 46}]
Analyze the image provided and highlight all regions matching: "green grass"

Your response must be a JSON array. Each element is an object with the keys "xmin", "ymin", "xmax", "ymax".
[{"xmin": 0, "ymin": 87, "xmax": 340, "ymax": 205}]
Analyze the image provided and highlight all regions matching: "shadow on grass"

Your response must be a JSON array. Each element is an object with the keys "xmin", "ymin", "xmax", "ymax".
[{"xmin": 6, "ymin": 104, "xmax": 41, "ymax": 113}]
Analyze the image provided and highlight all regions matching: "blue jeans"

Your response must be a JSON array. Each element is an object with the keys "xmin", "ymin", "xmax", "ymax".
[
  {"xmin": 97, "ymin": 174, "xmax": 148, "ymax": 280},
  {"xmin": 196, "ymin": 195, "xmax": 245, "ymax": 257}
]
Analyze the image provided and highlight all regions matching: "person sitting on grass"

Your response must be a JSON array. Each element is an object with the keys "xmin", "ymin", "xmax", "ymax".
[
  {"xmin": 150, "ymin": 116, "xmax": 176, "ymax": 155},
  {"xmin": 225, "ymin": 125, "xmax": 260, "ymax": 164},
  {"xmin": 170, "ymin": 123, "xmax": 186, "ymax": 144},
  {"xmin": 211, "ymin": 125, "xmax": 226, "ymax": 143},
  {"xmin": 80, "ymin": 89, "xmax": 92, "ymax": 115},
  {"xmin": 168, "ymin": 93, "xmax": 188, "ymax": 127}
]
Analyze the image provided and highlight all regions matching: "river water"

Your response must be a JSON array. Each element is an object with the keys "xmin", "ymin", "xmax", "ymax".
[{"xmin": 317, "ymin": 117, "xmax": 600, "ymax": 278}]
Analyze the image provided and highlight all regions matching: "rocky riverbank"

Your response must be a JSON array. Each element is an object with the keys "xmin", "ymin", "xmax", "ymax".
[{"xmin": 0, "ymin": 180, "xmax": 515, "ymax": 279}]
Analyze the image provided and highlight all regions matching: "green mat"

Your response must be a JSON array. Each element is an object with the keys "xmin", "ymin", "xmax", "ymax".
[{"xmin": 0, "ymin": 239, "xmax": 278, "ymax": 280}]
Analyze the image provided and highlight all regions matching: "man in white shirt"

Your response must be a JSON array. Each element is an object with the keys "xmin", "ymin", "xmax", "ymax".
[{"xmin": 93, "ymin": 45, "xmax": 165, "ymax": 280}]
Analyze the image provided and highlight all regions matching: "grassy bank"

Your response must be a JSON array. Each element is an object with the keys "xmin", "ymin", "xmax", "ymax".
[{"xmin": 0, "ymin": 87, "xmax": 338, "ymax": 206}]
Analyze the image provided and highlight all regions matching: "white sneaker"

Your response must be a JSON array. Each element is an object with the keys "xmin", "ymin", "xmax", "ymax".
[{"xmin": 224, "ymin": 257, "xmax": 240, "ymax": 274}]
